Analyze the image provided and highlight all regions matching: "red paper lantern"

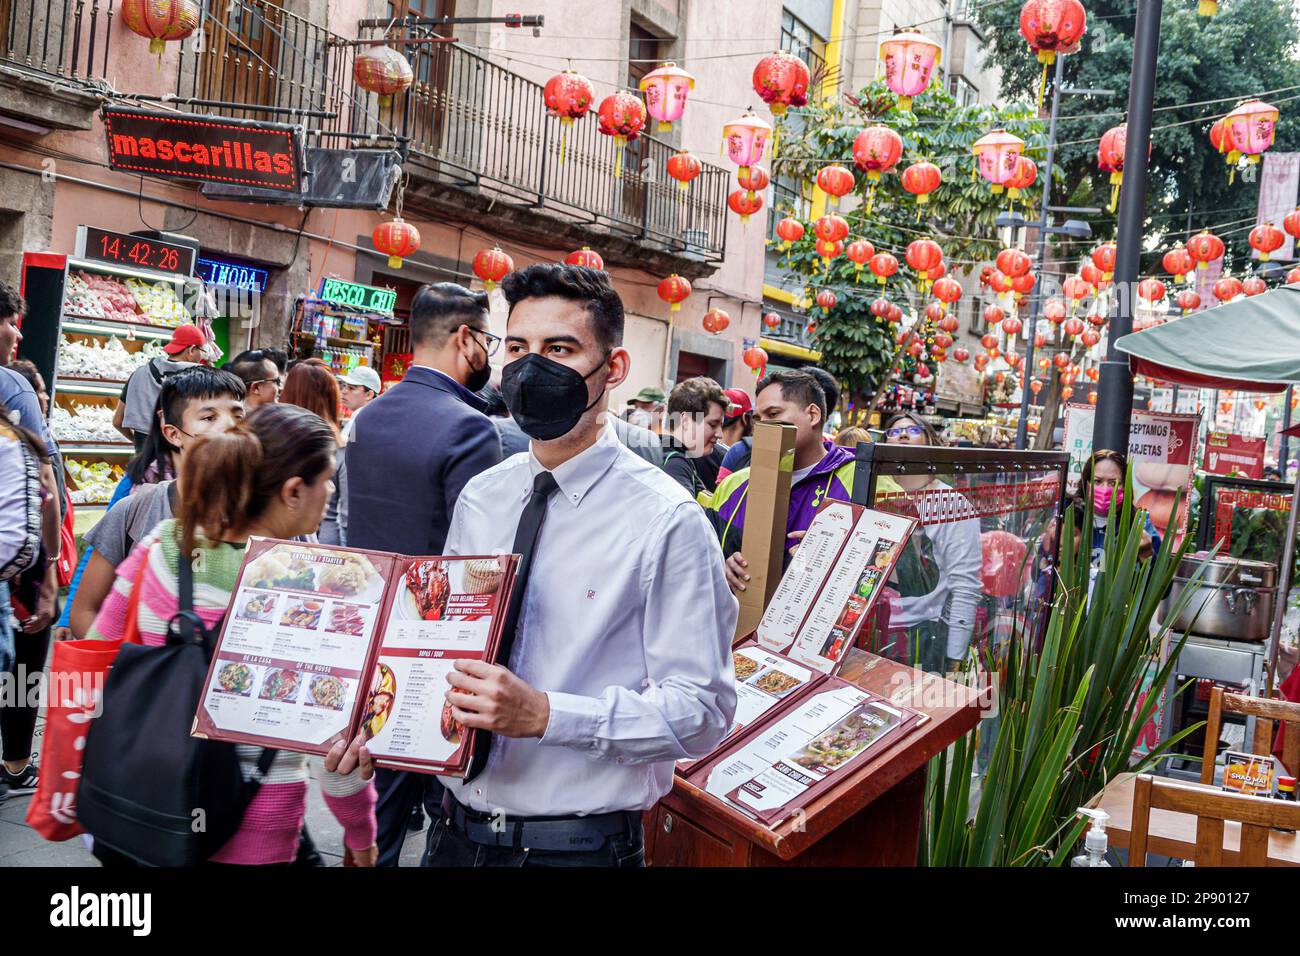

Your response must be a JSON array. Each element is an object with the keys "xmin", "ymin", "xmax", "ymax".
[
  {"xmin": 806, "ymin": 321, "xmax": 819, "ymax": 336},
  {"xmin": 1061, "ymin": 386, "xmax": 1074, "ymax": 400},
  {"xmin": 845, "ymin": 239, "xmax": 875, "ymax": 275},
  {"xmin": 1249, "ymin": 223, "xmax": 1286, "ymax": 262},
  {"xmin": 743, "ymin": 346, "xmax": 768, "ymax": 374},
  {"xmin": 853, "ymin": 126, "xmax": 903, "ymax": 212},
  {"xmin": 1012, "ymin": 273, "xmax": 1036, "ymax": 295},
  {"xmin": 1005, "ymin": 351, "xmax": 1022, "ymax": 368},
  {"xmin": 1086, "ymin": 367, "xmax": 1100, "ymax": 382},
  {"xmin": 1187, "ymin": 230, "xmax": 1225, "ymax": 270},
  {"xmin": 666, "ymin": 150, "xmax": 702, "ymax": 191},
  {"xmin": 1213, "ymin": 276, "xmax": 1243, "ymax": 302},
  {"xmin": 1284, "ymin": 210, "xmax": 1300, "ymax": 239},
  {"xmin": 1087, "ymin": 311, "xmax": 1107, "ymax": 328},
  {"xmin": 1019, "ymin": 0, "xmax": 1088, "ymax": 67},
  {"xmin": 1255, "ymin": 399, "xmax": 1268, "ymax": 411},
  {"xmin": 1034, "ymin": 332, "xmax": 1047, "ymax": 348},
  {"xmin": 597, "ymin": 91, "xmax": 647, "ymax": 178},
  {"xmin": 908, "ymin": 341, "xmax": 926, "ymax": 359},
  {"xmin": 980, "ymin": 333, "xmax": 999, "ymax": 350},
  {"xmin": 1002, "ymin": 316, "xmax": 1023, "ymax": 336},
  {"xmin": 983, "ymin": 305, "xmax": 1006, "ymax": 325},
  {"xmin": 988, "ymin": 271, "xmax": 1014, "ymax": 295},
  {"xmin": 953, "ymin": 346, "xmax": 971, "ymax": 363},
  {"xmin": 887, "ymin": 304, "xmax": 903, "ymax": 324},
  {"xmin": 1063, "ymin": 316, "xmax": 1085, "ymax": 337},
  {"xmin": 1242, "ymin": 276, "xmax": 1268, "ymax": 296},
  {"xmin": 928, "ymin": 262, "xmax": 947, "ymax": 283},
  {"xmin": 934, "ymin": 332, "xmax": 954, "ymax": 350},
  {"xmin": 122, "ymin": 0, "xmax": 200, "ymax": 55},
  {"xmin": 996, "ymin": 248, "xmax": 1032, "ymax": 278},
  {"xmin": 544, "ymin": 70, "xmax": 596, "ymax": 124},
  {"xmin": 763, "ymin": 311, "xmax": 782, "ymax": 330},
  {"xmin": 901, "ymin": 161, "xmax": 942, "ymax": 208},
  {"xmin": 702, "ymin": 307, "xmax": 730, "ymax": 335},
  {"xmin": 816, "ymin": 238, "xmax": 844, "ymax": 266},
  {"xmin": 1080, "ymin": 262, "xmax": 1105, "ymax": 289},
  {"xmin": 1088, "ymin": 391, "xmax": 1098, "ymax": 405},
  {"xmin": 1138, "ymin": 278, "xmax": 1166, "ymax": 302},
  {"xmin": 728, "ymin": 189, "xmax": 765, "ymax": 223},
  {"xmin": 1162, "ymin": 247, "xmax": 1194, "ymax": 283},
  {"xmin": 924, "ymin": 302, "xmax": 946, "ymax": 323},
  {"xmin": 1080, "ymin": 329, "xmax": 1101, "ymax": 348},
  {"xmin": 1175, "ymin": 289, "xmax": 1201, "ymax": 313},
  {"xmin": 775, "ymin": 217, "xmax": 805, "ymax": 246},
  {"xmin": 1097, "ymin": 124, "xmax": 1132, "ymax": 211},
  {"xmin": 869, "ymin": 252, "xmax": 899, "ymax": 285},
  {"xmin": 472, "ymin": 246, "xmax": 513, "ymax": 291},
  {"xmin": 994, "ymin": 371, "xmax": 1007, "ymax": 385},
  {"xmin": 870, "ymin": 298, "xmax": 892, "ymax": 319},
  {"xmin": 565, "ymin": 246, "xmax": 604, "ymax": 270},
  {"xmin": 906, "ymin": 239, "xmax": 944, "ymax": 276},
  {"xmin": 1030, "ymin": 379, "xmax": 1043, "ymax": 395},
  {"xmin": 915, "ymin": 364, "xmax": 931, "ymax": 380},
  {"xmin": 373, "ymin": 217, "xmax": 420, "ymax": 269},
  {"xmin": 1053, "ymin": 351, "xmax": 1070, "ymax": 368},
  {"xmin": 1091, "ymin": 243, "xmax": 1117, "ymax": 281},
  {"xmin": 1287, "ymin": 267, "xmax": 1300, "ymax": 285},
  {"xmin": 816, "ymin": 165, "xmax": 856, "ymax": 207},
  {"xmin": 932, "ymin": 277, "xmax": 962, "ymax": 305},
  {"xmin": 752, "ymin": 51, "xmax": 810, "ymax": 115},
  {"xmin": 657, "ymin": 274, "xmax": 692, "ymax": 312},
  {"xmin": 737, "ymin": 164, "xmax": 770, "ymax": 199},
  {"xmin": 814, "ymin": 214, "xmax": 849, "ymax": 243},
  {"xmin": 816, "ymin": 290, "xmax": 838, "ymax": 310},
  {"xmin": 1005, "ymin": 155, "xmax": 1038, "ymax": 201},
  {"xmin": 939, "ymin": 316, "xmax": 960, "ymax": 334}
]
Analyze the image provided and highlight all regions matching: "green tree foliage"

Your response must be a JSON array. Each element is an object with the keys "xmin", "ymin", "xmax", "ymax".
[
  {"xmin": 975, "ymin": 0, "xmax": 1300, "ymax": 274},
  {"xmin": 773, "ymin": 79, "xmax": 1049, "ymax": 413}
]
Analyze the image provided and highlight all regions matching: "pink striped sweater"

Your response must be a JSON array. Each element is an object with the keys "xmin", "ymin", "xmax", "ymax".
[{"xmin": 90, "ymin": 519, "xmax": 377, "ymax": 865}]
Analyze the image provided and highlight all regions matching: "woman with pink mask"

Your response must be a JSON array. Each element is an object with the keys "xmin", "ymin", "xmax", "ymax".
[{"xmin": 1077, "ymin": 448, "xmax": 1159, "ymax": 569}]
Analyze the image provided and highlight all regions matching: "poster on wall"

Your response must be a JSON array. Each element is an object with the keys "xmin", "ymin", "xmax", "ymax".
[
  {"xmin": 1062, "ymin": 405, "xmax": 1202, "ymax": 541},
  {"xmin": 1202, "ymin": 431, "xmax": 1266, "ymax": 479}
]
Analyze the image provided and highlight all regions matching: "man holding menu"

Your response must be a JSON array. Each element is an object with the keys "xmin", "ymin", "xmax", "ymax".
[{"xmin": 330, "ymin": 264, "xmax": 737, "ymax": 867}]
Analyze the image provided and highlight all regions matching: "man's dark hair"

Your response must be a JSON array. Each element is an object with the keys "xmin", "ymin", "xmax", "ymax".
[
  {"xmin": 262, "ymin": 347, "xmax": 288, "ymax": 373},
  {"xmin": 128, "ymin": 366, "xmax": 246, "ymax": 484},
  {"xmin": 501, "ymin": 264, "xmax": 623, "ymax": 354},
  {"xmin": 0, "ymin": 280, "xmax": 25, "ymax": 320},
  {"xmin": 226, "ymin": 351, "xmax": 279, "ymax": 388},
  {"xmin": 757, "ymin": 369, "xmax": 827, "ymax": 423},
  {"xmin": 668, "ymin": 377, "xmax": 728, "ymax": 417},
  {"xmin": 409, "ymin": 282, "xmax": 489, "ymax": 348},
  {"xmin": 806, "ymin": 367, "xmax": 840, "ymax": 416}
]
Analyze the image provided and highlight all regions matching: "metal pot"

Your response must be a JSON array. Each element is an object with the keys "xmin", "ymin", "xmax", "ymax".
[{"xmin": 1161, "ymin": 554, "xmax": 1278, "ymax": 642}]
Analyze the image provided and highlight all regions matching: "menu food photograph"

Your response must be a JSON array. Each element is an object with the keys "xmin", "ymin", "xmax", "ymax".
[{"xmin": 193, "ymin": 539, "xmax": 517, "ymax": 777}]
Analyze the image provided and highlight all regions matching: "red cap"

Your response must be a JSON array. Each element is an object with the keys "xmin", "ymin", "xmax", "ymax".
[
  {"xmin": 163, "ymin": 324, "xmax": 206, "ymax": 355},
  {"xmin": 723, "ymin": 388, "xmax": 752, "ymax": 421}
]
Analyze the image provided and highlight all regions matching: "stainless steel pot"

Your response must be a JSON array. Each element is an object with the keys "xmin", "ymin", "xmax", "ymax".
[{"xmin": 1161, "ymin": 554, "xmax": 1278, "ymax": 642}]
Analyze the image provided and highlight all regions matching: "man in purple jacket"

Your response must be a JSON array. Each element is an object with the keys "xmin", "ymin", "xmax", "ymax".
[{"xmin": 708, "ymin": 369, "xmax": 858, "ymax": 594}]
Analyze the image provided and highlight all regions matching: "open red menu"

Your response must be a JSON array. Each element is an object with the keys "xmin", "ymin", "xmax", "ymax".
[
  {"xmin": 680, "ymin": 663, "xmax": 922, "ymax": 827},
  {"xmin": 754, "ymin": 499, "xmax": 917, "ymax": 673},
  {"xmin": 192, "ymin": 538, "xmax": 518, "ymax": 777}
]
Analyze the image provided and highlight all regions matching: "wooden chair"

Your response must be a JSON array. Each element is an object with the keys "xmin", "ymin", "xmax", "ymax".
[
  {"xmin": 1129, "ymin": 773, "xmax": 1300, "ymax": 866},
  {"xmin": 1201, "ymin": 687, "xmax": 1300, "ymax": 784}
]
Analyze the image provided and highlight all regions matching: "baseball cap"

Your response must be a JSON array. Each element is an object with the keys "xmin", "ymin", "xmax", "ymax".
[
  {"xmin": 339, "ymin": 365, "xmax": 382, "ymax": 394},
  {"xmin": 162, "ymin": 324, "xmax": 206, "ymax": 355},
  {"xmin": 723, "ymin": 388, "xmax": 753, "ymax": 421}
]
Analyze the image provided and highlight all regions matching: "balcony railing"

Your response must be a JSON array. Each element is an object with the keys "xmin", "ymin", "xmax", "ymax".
[
  {"xmin": 0, "ymin": 0, "xmax": 113, "ymax": 83},
  {"xmin": 160, "ymin": 3, "xmax": 729, "ymax": 262}
]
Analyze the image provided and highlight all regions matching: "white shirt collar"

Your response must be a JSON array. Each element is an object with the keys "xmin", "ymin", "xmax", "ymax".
[{"xmin": 524, "ymin": 425, "xmax": 621, "ymax": 509}]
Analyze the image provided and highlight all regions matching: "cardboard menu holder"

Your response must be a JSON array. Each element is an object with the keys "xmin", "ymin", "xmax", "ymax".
[
  {"xmin": 192, "ymin": 538, "xmax": 519, "ymax": 778},
  {"xmin": 733, "ymin": 421, "xmax": 797, "ymax": 642}
]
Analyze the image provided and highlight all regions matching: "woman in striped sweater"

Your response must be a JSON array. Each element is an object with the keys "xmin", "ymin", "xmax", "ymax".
[{"xmin": 90, "ymin": 403, "xmax": 378, "ymax": 866}]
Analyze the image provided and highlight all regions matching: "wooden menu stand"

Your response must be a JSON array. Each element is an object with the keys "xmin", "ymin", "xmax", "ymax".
[{"xmin": 645, "ymin": 649, "xmax": 982, "ymax": 866}]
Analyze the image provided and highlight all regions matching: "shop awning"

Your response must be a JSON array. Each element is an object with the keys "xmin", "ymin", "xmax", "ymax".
[
  {"xmin": 1113, "ymin": 284, "xmax": 1300, "ymax": 393},
  {"xmin": 759, "ymin": 337, "xmax": 822, "ymax": 363}
]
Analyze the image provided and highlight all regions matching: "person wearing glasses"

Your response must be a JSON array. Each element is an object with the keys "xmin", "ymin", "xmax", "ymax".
[
  {"xmin": 345, "ymin": 281, "xmax": 503, "ymax": 866},
  {"xmin": 881, "ymin": 413, "xmax": 983, "ymax": 675},
  {"xmin": 226, "ymin": 349, "xmax": 283, "ymax": 407}
]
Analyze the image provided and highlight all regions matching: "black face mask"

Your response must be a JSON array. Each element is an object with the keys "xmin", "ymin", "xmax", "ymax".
[
  {"xmin": 501, "ymin": 352, "xmax": 607, "ymax": 441},
  {"xmin": 463, "ymin": 331, "xmax": 492, "ymax": 394}
]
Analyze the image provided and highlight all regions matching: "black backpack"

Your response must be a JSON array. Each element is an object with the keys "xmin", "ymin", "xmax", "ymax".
[{"xmin": 78, "ymin": 547, "xmax": 276, "ymax": 867}]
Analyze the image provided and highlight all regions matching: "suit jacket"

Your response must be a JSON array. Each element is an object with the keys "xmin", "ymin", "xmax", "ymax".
[{"xmin": 346, "ymin": 366, "xmax": 502, "ymax": 556}]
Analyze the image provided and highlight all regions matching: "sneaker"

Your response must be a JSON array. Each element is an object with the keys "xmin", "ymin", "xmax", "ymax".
[{"xmin": 0, "ymin": 763, "xmax": 37, "ymax": 796}]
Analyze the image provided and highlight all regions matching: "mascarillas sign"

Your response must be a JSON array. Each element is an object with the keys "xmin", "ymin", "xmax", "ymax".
[{"xmin": 103, "ymin": 108, "xmax": 303, "ymax": 193}]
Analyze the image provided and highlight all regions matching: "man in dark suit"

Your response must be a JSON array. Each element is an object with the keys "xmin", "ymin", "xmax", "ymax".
[{"xmin": 346, "ymin": 282, "xmax": 503, "ymax": 864}]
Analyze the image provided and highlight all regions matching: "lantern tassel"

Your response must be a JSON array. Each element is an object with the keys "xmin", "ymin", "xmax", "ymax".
[
  {"xmin": 1037, "ymin": 61, "xmax": 1048, "ymax": 113},
  {"xmin": 388, "ymin": 255, "xmax": 403, "ymax": 269},
  {"xmin": 1109, "ymin": 182, "xmax": 1120, "ymax": 214},
  {"xmin": 866, "ymin": 182, "xmax": 876, "ymax": 216},
  {"xmin": 614, "ymin": 138, "xmax": 624, "ymax": 180},
  {"xmin": 560, "ymin": 125, "xmax": 568, "ymax": 165}
]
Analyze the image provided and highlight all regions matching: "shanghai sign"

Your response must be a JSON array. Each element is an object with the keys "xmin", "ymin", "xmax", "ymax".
[{"xmin": 103, "ymin": 108, "xmax": 303, "ymax": 193}]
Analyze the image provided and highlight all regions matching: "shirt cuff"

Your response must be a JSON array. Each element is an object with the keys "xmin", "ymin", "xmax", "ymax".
[{"xmin": 539, "ymin": 691, "xmax": 601, "ymax": 750}]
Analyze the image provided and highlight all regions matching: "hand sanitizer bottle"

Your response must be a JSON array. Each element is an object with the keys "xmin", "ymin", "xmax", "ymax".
[{"xmin": 1071, "ymin": 808, "xmax": 1111, "ymax": 867}]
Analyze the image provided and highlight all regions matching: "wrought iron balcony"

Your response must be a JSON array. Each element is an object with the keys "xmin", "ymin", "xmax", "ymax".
[{"xmin": 0, "ymin": 0, "xmax": 113, "ymax": 83}]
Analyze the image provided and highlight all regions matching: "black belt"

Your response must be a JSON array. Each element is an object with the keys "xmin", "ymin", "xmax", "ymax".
[{"xmin": 440, "ymin": 792, "xmax": 640, "ymax": 853}]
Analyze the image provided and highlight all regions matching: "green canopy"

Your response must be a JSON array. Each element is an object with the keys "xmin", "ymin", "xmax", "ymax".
[{"xmin": 1113, "ymin": 283, "xmax": 1300, "ymax": 392}]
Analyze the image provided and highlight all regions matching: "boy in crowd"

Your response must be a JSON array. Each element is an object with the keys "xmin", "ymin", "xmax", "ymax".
[{"xmin": 661, "ymin": 377, "xmax": 729, "ymax": 499}]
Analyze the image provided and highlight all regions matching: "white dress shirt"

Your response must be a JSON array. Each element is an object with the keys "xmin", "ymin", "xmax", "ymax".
[{"xmin": 442, "ymin": 426, "xmax": 738, "ymax": 817}]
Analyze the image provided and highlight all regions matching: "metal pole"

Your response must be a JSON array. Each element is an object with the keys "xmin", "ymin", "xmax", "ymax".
[
  {"xmin": 1016, "ymin": 53, "xmax": 1064, "ymax": 450},
  {"xmin": 1094, "ymin": 0, "xmax": 1163, "ymax": 455},
  {"xmin": 1282, "ymin": 385, "xmax": 1293, "ymax": 467}
]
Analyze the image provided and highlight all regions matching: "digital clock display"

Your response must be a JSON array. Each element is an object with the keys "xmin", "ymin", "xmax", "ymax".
[
  {"xmin": 82, "ymin": 226, "xmax": 197, "ymax": 276},
  {"xmin": 319, "ymin": 278, "xmax": 397, "ymax": 316}
]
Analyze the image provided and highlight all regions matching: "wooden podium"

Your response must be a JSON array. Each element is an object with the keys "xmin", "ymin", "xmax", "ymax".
[{"xmin": 646, "ymin": 649, "xmax": 982, "ymax": 866}]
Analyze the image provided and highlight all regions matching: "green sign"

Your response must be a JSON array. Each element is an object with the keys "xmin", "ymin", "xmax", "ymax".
[{"xmin": 319, "ymin": 277, "xmax": 397, "ymax": 315}]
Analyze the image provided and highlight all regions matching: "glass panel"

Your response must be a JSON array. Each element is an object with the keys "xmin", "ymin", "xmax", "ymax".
[{"xmin": 1200, "ymin": 477, "xmax": 1294, "ymax": 566}]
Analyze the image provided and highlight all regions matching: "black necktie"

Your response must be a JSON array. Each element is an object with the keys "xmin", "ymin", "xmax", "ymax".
[{"xmin": 464, "ymin": 470, "xmax": 559, "ymax": 782}]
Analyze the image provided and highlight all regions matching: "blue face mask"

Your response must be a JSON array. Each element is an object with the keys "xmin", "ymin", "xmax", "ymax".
[{"xmin": 501, "ymin": 352, "xmax": 607, "ymax": 441}]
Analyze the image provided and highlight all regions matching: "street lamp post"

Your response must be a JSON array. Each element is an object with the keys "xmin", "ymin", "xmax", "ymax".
[{"xmin": 1094, "ymin": 0, "xmax": 1163, "ymax": 455}]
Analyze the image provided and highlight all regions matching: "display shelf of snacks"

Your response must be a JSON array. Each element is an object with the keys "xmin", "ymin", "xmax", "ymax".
[
  {"xmin": 291, "ymin": 298, "xmax": 380, "ymax": 376},
  {"xmin": 65, "ymin": 458, "xmax": 126, "ymax": 509}
]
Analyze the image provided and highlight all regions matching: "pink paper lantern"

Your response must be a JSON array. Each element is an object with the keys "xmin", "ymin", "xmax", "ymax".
[
  {"xmin": 879, "ymin": 31, "xmax": 942, "ymax": 111},
  {"xmin": 722, "ymin": 111, "xmax": 773, "ymax": 176},
  {"xmin": 972, "ymin": 129, "xmax": 1026, "ymax": 193},
  {"xmin": 1225, "ymin": 99, "xmax": 1279, "ymax": 164},
  {"xmin": 638, "ymin": 62, "xmax": 695, "ymax": 133}
]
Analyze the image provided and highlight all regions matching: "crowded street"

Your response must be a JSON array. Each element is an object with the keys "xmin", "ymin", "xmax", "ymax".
[{"xmin": 0, "ymin": 0, "xmax": 1299, "ymax": 933}]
